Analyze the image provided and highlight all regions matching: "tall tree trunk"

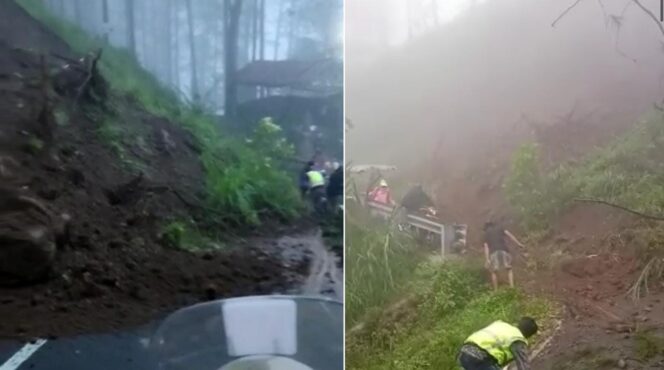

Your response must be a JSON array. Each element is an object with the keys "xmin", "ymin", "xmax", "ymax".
[
  {"xmin": 251, "ymin": 0, "xmax": 258, "ymax": 62},
  {"xmin": 287, "ymin": 0, "xmax": 296, "ymax": 58},
  {"xmin": 125, "ymin": 0, "xmax": 136, "ymax": 56},
  {"xmin": 273, "ymin": 0, "xmax": 285, "ymax": 60},
  {"xmin": 73, "ymin": 0, "xmax": 82, "ymax": 24},
  {"xmin": 173, "ymin": 1, "xmax": 180, "ymax": 90},
  {"xmin": 259, "ymin": 0, "xmax": 265, "ymax": 60},
  {"xmin": 240, "ymin": 2, "xmax": 250, "ymax": 66},
  {"xmin": 147, "ymin": 0, "xmax": 155, "ymax": 72},
  {"xmin": 224, "ymin": 0, "xmax": 242, "ymax": 118},
  {"xmin": 164, "ymin": 0, "xmax": 174, "ymax": 86},
  {"xmin": 165, "ymin": 0, "xmax": 173, "ymax": 86},
  {"xmin": 102, "ymin": 0, "xmax": 109, "ymax": 43},
  {"xmin": 185, "ymin": 0, "xmax": 199, "ymax": 103}
]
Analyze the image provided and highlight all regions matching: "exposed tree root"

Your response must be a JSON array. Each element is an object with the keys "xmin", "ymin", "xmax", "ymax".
[{"xmin": 627, "ymin": 257, "xmax": 664, "ymax": 301}]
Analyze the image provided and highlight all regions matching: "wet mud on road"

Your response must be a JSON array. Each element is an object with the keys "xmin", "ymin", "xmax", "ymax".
[
  {"xmin": 0, "ymin": 228, "xmax": 342, "ymax": 370},
  {"xmin": 252, "ymin": 230, "xmax": 343, "ymax": 301}
]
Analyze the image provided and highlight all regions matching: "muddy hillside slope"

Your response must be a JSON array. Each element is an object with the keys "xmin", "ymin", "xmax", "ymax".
[{"xmin": 0, "ymin": 0, "xmax": 305, "ymax": 339}]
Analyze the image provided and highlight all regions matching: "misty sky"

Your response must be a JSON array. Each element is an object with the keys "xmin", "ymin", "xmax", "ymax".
[
  {"xmin": 346, "ymin": 0, "xmax": 664, "ymax": 178},
  {"xmin": 346, "ymin": 0, "xmax": 488, "ymax": 68}
]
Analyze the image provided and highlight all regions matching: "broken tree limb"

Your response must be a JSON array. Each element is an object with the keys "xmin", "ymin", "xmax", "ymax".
[
  {"xmin": 551, "ymin": 0, "xmax": 585, "ymax": 27},
  {"xmin": 48, "ymin": 51, "xmax": 84, "ymax": 66},
  {"xmin": 632, "ymin": 0, "xmax": 664, "ymax": 37},
  {"xmin": 574, "ymin": 198, "xmax": 664, "ymax": 221},
  {"xmin": 74, "ymin": 48, "xmax": 103, "ymax": 104}
]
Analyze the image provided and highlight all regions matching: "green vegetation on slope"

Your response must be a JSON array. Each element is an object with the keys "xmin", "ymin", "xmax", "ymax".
[
  {"xmin": 17, "ymin": 0, "xmax": 303, "ymax": 226},
  {"xmin": 346, "ymin": 218, "xmax": 552, "ymax": 370},
  {"xmin": 345, "ymin": 217, "xmax": 425, "ymax": 327},
  {"xmin": 505, "ymin": 110, "xmax": 664, "ymax": 297},
  {"xmin": 505, "ymin": 110, "xmax": 664, "ymax": 235}
]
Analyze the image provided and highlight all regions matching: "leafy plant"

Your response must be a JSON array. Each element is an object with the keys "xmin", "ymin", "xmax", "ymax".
[
  {"xmin": 161, "ymin": 221, "xmax": 187, "ymax": 249},
  {"xmin": 505, "ymin": 112, "xmax": 664, "ymax": 235},
  {"xmin": 160, "ymin": 220, "xmax": 223, "ymax": 251}
]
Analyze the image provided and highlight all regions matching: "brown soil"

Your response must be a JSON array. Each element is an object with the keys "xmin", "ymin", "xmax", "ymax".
[
  {"xmin": 421, "ymin": 60, "xmax": 664, "ymax": 368},
  {"xmin": 0, "ymin": 0, "xmax": 315, "ymax": 339},
  {"xmin": 522, "ymin": 205, "xmax": 664, "ymax": 368}
]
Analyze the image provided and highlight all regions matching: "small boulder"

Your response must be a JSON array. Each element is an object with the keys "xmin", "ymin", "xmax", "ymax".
[{"xmin": 0, "ymin": 188, "xmax": 67, "ymax": 285}]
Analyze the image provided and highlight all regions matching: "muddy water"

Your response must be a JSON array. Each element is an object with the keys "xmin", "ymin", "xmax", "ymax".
[{"xmin": 275, "ymin": 232, "xmax": 343, "ymax": 301}]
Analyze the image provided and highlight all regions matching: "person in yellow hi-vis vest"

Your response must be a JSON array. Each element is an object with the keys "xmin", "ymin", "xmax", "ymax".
[
  {"xmin": 306, "ymin": 169, "xmax": 327, "ymax": 214},
  {"xmin": 458, "ymin": 317, "xmax": 538, "ymax": 370}
]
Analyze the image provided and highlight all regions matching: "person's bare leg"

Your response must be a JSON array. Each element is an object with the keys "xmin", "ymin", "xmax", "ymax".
[
  {"xmin": 507, "ymin": 269, "xmax": 514, "ymax": 288},
  {"xmin": 491, "ymin": 272, "xmax": 499, "ymax": 291}
]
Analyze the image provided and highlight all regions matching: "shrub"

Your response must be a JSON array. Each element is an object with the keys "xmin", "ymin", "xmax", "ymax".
[{"xmin": 505, "ymin": 112, "xmax": 664, "ymax": 235}]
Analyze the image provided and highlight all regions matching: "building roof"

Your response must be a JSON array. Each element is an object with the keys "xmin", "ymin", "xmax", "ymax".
[{"xmin": 235, "ymin": 59, "xmax": 342, "ymax": 92}]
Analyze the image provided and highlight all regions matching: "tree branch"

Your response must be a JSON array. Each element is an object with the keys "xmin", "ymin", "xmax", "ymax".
[
  {"xmin": 631, "ymin": 0, "xmax": 664, "ymax": 37},
  {"xmin": 574, "ymin": 198, "xmax": 664, "ymax": 221},
  {"xmin": 552, "ymin": 0, "xmax": 585, "ymax": 28}
]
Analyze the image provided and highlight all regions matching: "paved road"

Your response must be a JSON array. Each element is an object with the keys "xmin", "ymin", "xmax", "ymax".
[
  {"xmin": 0, "ymin": 297, "xmax": 343, "ymax": 370},
  {"xmin": 0, "ymin": 327, "xmax": 156, "ymax": 370}
]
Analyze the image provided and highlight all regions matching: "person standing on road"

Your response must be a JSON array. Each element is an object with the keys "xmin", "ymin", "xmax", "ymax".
[
  {"xmin": 458, "ymin": 317, "xmax": 538, "ymax": 370},
  {"xmin": 326, "ymin": 165, "xmax": 343, "ymax": 212},
  {"xmin": 299, "ymin": 161, "xmax": 315, "ymax": 198},
  {"xmin": 306, "ymin": 166, "xmax": 327, "ymax": 214},
  {"xmin": 483, "ymin": 221, "xmax": 525, "ymax": 290}
]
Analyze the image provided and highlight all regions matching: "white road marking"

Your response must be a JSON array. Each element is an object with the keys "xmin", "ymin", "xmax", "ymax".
[{"xmin": 0, "ymin": 339, "xmax": 47, "ymax": 370}]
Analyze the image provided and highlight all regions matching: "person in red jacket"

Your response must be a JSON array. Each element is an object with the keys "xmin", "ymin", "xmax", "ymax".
[{"xmin": 367, "ymin": 179, "xmax": 395, "ymax": 206}]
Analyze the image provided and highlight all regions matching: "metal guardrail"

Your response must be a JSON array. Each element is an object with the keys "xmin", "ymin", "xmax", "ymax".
[{"xmin": 366, "ymin": 201, "xmax": 448, "ymax": 257}]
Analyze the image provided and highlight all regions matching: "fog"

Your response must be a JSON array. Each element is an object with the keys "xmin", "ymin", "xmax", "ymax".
[
  {"xmin": 43, "ymin": 0, "xmax": 343, "ymax": 158},
  {"xmin": 346, "ymin": 0, "xmax": 664, "ymax": 181}
]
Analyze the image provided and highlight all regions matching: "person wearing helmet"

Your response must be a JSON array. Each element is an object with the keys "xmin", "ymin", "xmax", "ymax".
[
  {"xmin": 458, "ymin": 317, "xmax": 538, "ymax": 370},
  {"xmin": 367, "ymin": 179, "xmax": 394, "ymax": 206}
]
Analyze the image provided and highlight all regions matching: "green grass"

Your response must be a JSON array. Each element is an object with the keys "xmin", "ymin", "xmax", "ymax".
[
  {"xmin": 635, "ymin": 330, "xmax": 664, "ymax": 360},
  {"xmin": 346, "ymin": 257, "xmax": 552, "ymax": 370},
  {"xmin": 17, "ymin": 0, "xmax": 303, "ymax": 226},
  {"xmin": 345, "ymin": 215, "xmax": 553, "ymax": 370},
  {"xmin": 345, "ymin": 216, "xmax": 425, "ymax": 328},
  {"xmin": 505, "ymin": 110, "xmax": 664, "ymax": 235},
  {"xmin": 160, "ymin": 220, "xmax": 224, "ymax": 251}
]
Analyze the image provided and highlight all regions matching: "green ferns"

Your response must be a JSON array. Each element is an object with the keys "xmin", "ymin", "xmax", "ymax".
[
  {"xmin": 17, "ymin": 0, "xmax": 302, "ymax": 226},
  {"xmin": 205, "ymin": 119, "xmax": 302, "ymax": 225}
]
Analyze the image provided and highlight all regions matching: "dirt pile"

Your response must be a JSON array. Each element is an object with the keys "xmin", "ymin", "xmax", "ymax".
[
  {"xmin": 0, "ymin": 1, "xmax": 308, "ymax": 339},
  {"xmin": 521, "ymin": 204, "xmax": 664, "ymax": 368}
]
